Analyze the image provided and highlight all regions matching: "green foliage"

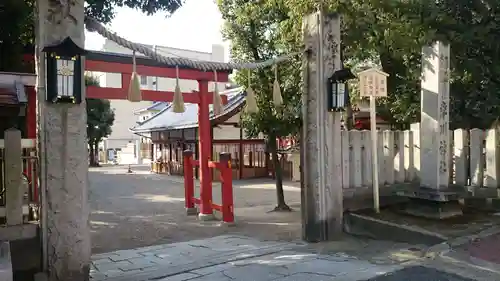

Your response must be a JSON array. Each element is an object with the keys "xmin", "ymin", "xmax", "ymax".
[
  {"xmin": 220, "ymin": 0, "xmax": 500, "ymax": 132},
  {"xmin": 85, "ymin": 76, "xmax": 115, "ymax": 146},
  {"xmin": 0, "ymin": 0, "xmax": 184, "ymax": 72},
  {"xmin": 0, "ymin": 0, "xmax": 35, "ymax": 72},
  {"xmin": 218, "ymin": 0, "xmax": 302, "ymax": 140}
]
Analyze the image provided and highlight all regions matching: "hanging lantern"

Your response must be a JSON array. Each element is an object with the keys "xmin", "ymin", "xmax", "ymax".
[
  {"xmin": 127, "ymin": 51, "xmax": 143, "ymax": 102},
  {"xmin": 272, "ymin": 65, "xmax": 283, "ymax": 107},
  {"xmin": 42, "ymin": 37, "xmax": 87, "ymax": 104},
  {"xmin": 327, "ymin": 68, "xmax": 355, "ymax": 111},
  {"xmin": 245, "ymin": 70, "xmax": 258, "ymax": 113},
  {"xmin": 212, "ymin": 70, "xmax": 223, "ymax": 115},
  {"xmin": 172, "ymin": 66, "xmax": 185, "ymax": 113}
]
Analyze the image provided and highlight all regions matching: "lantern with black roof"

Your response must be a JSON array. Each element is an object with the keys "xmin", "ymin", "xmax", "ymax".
[
  {"xmin": 327, "ymin": 68, "xmax": 355, "ymax": 111},
  {"xmin": 42, "ymin": 36, "xmax": 87, "ymax": 104}
]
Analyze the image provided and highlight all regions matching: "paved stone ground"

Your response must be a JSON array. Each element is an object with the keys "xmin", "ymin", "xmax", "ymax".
[
  {"xmin": 89, "ymin": 164, "xmax": 301, "ymax": 254},
  {"xmin": 90, "ymin": 234, "xmax": 500, "ymax": 281},
  {"xmin": 465, "ymin": 232, "xmax": 500, "ymax": 264},
  {"xmin": 364, "ymin": 266, "xmax": 476, "ymax": 281},
  {"xmin": 90, "ymin": 235, "xmax": 403, "ymax": 281},
  {"xmin": 89, "ymin": 165, "xmax": 500, "ymax": 281},
  {"xmin": 437, "ymin": 227, "xmax": 500, "ymax": 279}
]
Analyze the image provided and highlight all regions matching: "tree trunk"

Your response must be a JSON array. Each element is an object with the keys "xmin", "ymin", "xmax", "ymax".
[
  {"xmin": 93, "ymin": 141, "xmax": 100, "ymax": 166},
  {"xmin": 345, "ymin": 106, "xmax": 354, "ymax": 130},
  {"xmin": 269, "ymin": 137, "xmax": 291, "ymax": 211},
  {"xmin": 36, "ymin": 0, "xmax": 91, "ymax": 280},
  {"xmin": 89, "ymin": 142, "xmax": 96, "ymax": 166}
]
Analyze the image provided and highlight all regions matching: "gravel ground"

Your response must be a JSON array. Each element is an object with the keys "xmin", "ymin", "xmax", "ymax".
[{"xmin": 89, "ymin": 164, "xmax": 302, "ymax": 254}]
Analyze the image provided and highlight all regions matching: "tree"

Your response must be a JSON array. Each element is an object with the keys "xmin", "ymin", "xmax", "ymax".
[
  {"xmin": 221, "ymin": 0, "xmax": 500, "ymax": 138},
  {"xmin": 85, "ymin": 76, "xmax": 115, "ymax": 166},
  {"xmin": 218, "ymin": 0, "xmax": 301, "ymax": 211},
  {"xmin": 0, "ymin": 0, "xmax": 184, "ymax": 72}
]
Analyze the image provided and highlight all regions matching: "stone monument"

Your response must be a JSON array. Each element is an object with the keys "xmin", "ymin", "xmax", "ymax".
[
  {"xmin": 420, "ymin": 41, "xmax": 451, "ymax": 191},
  {"xmin": 405, "ymin": 41, "xmax": 462, "ymax": 218},
  {"xmin": 301, "ymin": 11, "xmax": 344, "ymax": 241},
  {"xmin": 36, "ymin": 0, "xmax": 91, "ymax": 280}
]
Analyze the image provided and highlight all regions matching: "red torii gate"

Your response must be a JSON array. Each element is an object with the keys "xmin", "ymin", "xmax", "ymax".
[
  {"xmin": 86, "ymin": 51, "xmax": 231, "ymax": 218},
  {"xmin": 25, "ymin": 50, "xmax": 232, "ymax": 218}
]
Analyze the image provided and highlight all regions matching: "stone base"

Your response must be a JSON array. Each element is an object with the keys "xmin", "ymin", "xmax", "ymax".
[
  {"xmin": 186, "ymin": 207, "xmax": 198, "ymax": 216},
  {"xmin": 400, "ymin": 198, "xmax": 463, "ymax": 219},
  {"xmin": 198, "ymin": 213, "xmax": 216, "ymax": 221},
  {"xmin": 393, "ymin": 184, "xmax": 467, "ymax": 202}
]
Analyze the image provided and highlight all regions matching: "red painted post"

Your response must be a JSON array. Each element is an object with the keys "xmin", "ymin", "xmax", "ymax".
[
  {"xmin": 183, "ymin": 150, "xmax": 196, "ymax": 215},
  {"xmin": 26, "ymin": 86, "xmax": 37, "ymax": 139},
  {"xmin": 197, "ymin": 80, "xmax": 214, "ymax": 219},
  {"xmin": 219, "ymin": 152, "xmax": 234, "ymax": 224}
]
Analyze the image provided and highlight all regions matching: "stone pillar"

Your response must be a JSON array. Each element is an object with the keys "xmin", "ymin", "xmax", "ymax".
[
  {"xmin": 420, "ymin": 42, "xmax": 450, "ymax": 190},
  {"xmin": 36, "ymin": 0, "xmax": 90, "ymax": 280},
  {"xmin": 301, "ymin": 11, "xmax": 343, "ymax": 241},
  {"xmin": 4, "ymin": 128, "xmax": 23, "ymax": 226}
]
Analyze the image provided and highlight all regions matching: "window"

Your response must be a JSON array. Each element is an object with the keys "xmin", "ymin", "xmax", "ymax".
[{"xmin": 140, "ymin": 75, "xmax": 147, "ymax": 85}]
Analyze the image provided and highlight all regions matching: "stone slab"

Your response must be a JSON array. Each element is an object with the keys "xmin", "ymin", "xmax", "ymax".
[
  {"xmin": 400, "ymin": 199, "xmax": 463, "ymax": 219},
  {"xmin": 91, "ymin": 235, "xmax": 298, "ymax": 281},
  {"xmin": 91, "ymin": 235, "xmax": 403, "ymax": 281}
]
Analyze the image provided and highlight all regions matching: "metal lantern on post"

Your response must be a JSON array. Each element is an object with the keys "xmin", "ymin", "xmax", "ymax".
[
  {"xmin": 42, "ymin": 37, "xmax": 87, "ymax": 104},
  {"xmin": 327, "ymin": 68, "xmax": 355, "ymax": 112}
]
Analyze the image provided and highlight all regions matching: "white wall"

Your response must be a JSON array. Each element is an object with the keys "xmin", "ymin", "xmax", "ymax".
[
  {"xmin": 99, "ymin": 40, "xmax": 227, "ymax": 150},
  {"xmin": 213, "ymin": 113, "xmax": 264, "ymax": 140}
]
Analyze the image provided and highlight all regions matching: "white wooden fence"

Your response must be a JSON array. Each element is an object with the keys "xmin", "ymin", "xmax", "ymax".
[
  {"xmin": 342, "ymin": 127, "xmax": 500, "ymax": 189},
  {"xmin": 0, "ymin": 135, "xmax": 38, "ymax": 226}
]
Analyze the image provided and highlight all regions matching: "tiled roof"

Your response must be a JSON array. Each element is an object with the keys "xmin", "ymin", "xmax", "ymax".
[
  {"xmin": 0, "ymin": 82, "xmax": 27, "ymax": 106},
  {"xmin": 134, "ymin": 102, "xmax": 169, "ymax": 114},
  {"xmin": 130, "ymin": 87, "xmax": 246, "ymax": 133}
]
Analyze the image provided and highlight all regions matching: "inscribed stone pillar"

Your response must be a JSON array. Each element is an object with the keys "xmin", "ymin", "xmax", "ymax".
[
  {"xmin": 4, "ymin": 128, "xmax": 23, "ymax": 226},
  {"xmin": 301, "ymin": 12, "xmax": 343, "ymax": 241},
  {"xmin": 420, "ymin": 42, "xmax": 450, "ymax": 190},
  {"xmin": 36, "ymin": 0, "xmax": 90, "ymax": 280}
]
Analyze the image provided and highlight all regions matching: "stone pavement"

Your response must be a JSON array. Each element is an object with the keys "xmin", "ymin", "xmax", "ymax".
[
  {"xmin": 436, "ymin": 227, "xmax": 500, "ymax": 279},
  {"xmin": 90, "ymin": 235, "xmax": 404, "ymax": 281}
]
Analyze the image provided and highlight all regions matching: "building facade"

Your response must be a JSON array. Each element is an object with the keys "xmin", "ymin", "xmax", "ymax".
[{"xmin": 94, "ymin": 40, "xmax": 226, "ymax": 163}]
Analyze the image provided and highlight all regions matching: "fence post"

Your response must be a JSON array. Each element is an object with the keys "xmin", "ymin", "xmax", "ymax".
[
  {"xmin": 219, "ymin": 152, "xmax": 234, "ymax": 224},
  {"xmin": 183, "ymin": 150, "xmax": 197, "ymax": 215},
  {"xmin": 4, "ymin": 128, "xmax": 24, "ymax": 225}
]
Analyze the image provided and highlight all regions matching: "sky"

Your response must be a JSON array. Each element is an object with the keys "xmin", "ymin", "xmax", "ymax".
[{"xmin": 85, "ymin": 0, "xmax": 229, "ymax": 60}]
